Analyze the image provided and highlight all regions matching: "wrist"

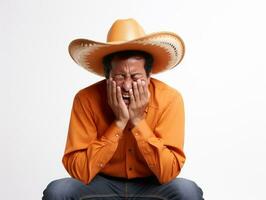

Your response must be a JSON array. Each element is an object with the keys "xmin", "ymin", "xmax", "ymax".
[
  {"xmin": 131, "ymin": 117, "xmax": 143, "ymax": 127},
  {"xmin": 115, "ymin": 120, "xmax": 128, "ymax": 129}
]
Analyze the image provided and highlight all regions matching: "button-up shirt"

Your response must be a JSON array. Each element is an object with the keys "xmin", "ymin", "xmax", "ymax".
[{"xmin": 62, "ymin": 78, "xmax": 186, "ymax": 184}]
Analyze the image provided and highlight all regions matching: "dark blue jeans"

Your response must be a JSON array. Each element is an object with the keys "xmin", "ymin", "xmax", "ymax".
[{"xmin": 42, "ymin": 174, "xmax": 203, "ymax": 200}]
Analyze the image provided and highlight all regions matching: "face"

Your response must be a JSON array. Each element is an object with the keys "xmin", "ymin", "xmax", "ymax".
[{"xmin": 109, "ymin": 56, "xmax": 150, "ymax": 106}]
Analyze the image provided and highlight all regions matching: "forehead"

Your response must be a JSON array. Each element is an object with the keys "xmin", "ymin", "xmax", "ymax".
[{"xmin": 111, "ymin": 56, "xmax": 145, "ymax": 72}]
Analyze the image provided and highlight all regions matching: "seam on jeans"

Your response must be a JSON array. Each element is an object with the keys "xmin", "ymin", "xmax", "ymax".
[
  {"xmin": 127, "ymin": 194, "xmax": 167, "ymax": 200},
  {"xmin": 125, "ymin": 182, "xmax": 128, "ymax": 200},
  {"xmin": 80, "ymin": 193, "xmax": 167, "ymax": 200},
  {"xmin": 79, "ymin": 194, "xmax": 120, "ymax": 200}
]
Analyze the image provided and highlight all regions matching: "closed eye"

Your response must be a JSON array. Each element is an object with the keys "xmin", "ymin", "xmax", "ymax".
[
  {"xmin": 132, "ymin": 74, "xmax": 143, "ymax": 80},
  {"xmin": 113, "ymin": 74, "xmax": 125, "ymax": 81}
]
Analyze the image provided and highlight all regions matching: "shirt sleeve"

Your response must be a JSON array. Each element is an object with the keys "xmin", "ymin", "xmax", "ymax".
[
  {"xmin": 131, "ymin": 91, "xmax": 186, "ymax": 184},
  {"xmin": 62, "ymin": 94, "xmax": 123, "ymax": 184}
]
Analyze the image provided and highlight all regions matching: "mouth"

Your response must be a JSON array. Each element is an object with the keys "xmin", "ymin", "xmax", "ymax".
[{"xmin": 122, "ymin": 94, "xmax": 130, "ymax": 105}]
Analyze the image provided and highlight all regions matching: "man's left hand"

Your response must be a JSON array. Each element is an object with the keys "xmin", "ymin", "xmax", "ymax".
[{"xmin": 129, "ymin": 79, "xmax": 150, "ymax": 126}]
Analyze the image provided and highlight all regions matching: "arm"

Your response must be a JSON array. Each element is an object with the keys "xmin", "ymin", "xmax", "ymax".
[
  {"xmin": 62, "ymin": 94, "xmax": 123, "ymax": 184},
  {"xmin": 63, "ymin": 79, "xmax": 129, "ymax": 184},
  {"xmin": 131, "ymin": 90, "xmax": 186, "ymax": 184}
]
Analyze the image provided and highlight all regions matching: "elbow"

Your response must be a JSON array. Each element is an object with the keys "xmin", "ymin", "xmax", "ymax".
[
  {"xmin": 158, "ymin": 169, "xmax": 181, "ymax": 184},
  {"xmin": 62, "ymin": 154, "xmax": 90, "ymax": 184},
  {"xmin": 157, "ymin": 157, "xmax": 184, "ymax": 184}
]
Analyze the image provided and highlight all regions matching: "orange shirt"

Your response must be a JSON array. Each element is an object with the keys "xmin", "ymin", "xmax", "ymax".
[{"xmin": 62, "ymin": 78, "xmax": 186, "ymax": 184}]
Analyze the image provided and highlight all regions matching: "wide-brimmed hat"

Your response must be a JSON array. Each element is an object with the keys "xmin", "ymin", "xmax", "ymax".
[{"xmin": 68, "ymin": 18, "xmax": 185, "ymax": 76}]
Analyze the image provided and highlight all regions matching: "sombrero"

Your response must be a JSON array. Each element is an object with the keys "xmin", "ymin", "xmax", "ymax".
[{"xmin": 68, "ymin": 18, "xmax": 185, "ymax": 76}]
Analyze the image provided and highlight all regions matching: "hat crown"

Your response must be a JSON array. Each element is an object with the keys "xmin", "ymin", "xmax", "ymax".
[{"xmin": 107, "ymin": 18, "xmax": 146, "ymax": 43}]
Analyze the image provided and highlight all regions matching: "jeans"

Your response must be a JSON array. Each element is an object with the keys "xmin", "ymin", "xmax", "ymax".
[{"xmin": 42, "ymin": 174, "xmax": 203, "ymax": 200}]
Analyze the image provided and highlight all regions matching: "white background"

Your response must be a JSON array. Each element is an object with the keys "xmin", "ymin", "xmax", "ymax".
[{"xmin": 0, "ymin": 0, "xmax": 265, "ymax": 199}]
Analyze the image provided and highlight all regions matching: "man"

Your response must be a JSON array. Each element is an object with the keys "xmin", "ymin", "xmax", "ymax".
[{"xmin": 43, "ymin": 18, "xmax": 204, "ymax": 200}]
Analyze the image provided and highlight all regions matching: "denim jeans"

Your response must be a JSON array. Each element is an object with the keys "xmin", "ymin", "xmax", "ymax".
[{"xmin": 42, "ymin": 174, "xmax": 203, "ymax": 200}]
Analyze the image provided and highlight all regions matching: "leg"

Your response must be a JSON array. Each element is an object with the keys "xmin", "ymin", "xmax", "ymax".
[
  {"xmin": 42, "ymin": 175, "xmax": 124, "ymax": 200},
  {"xmin": 159, "ymin": 178, "xmax": 204, "ymax": 200},
  {"xmin": 42, "ymin": 178, "xmax": 83, "ymax": 200},
  {"xmin": 127, "ymin": 177, "xmax": 204, "ymax": 200}
]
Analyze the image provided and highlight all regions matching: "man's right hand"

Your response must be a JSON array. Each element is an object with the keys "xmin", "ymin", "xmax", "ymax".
[{"xmin": 107, "ymin": 78, "xmax": 129, "ymax": 129}]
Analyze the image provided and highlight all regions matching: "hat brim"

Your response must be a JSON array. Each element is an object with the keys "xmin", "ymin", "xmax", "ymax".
[{"xmin": 68, "ymin": 32, "xmax": 185, "ymax": 77}]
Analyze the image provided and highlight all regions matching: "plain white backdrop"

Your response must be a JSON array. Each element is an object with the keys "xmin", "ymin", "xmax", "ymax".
[{"xmin": 1, "ymin": 0, "xmax": 265, "ymax": 199}]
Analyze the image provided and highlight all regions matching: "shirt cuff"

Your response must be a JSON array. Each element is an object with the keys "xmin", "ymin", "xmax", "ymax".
[
  {"xmin": 131, "ymin": 119, "xmax": 155, "ymax": 141},
  {"xmin": 102, "ymin": 122, "xmax": 123, "ymax": 143}
]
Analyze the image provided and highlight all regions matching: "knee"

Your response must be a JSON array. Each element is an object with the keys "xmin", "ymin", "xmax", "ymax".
[
  {"xmin": 169, "ymin": 178, "xmax": 203, "ymax": 200},
  {"xmin": 42, "ymin": 178, "xmax": 82, "ymax": 200}
]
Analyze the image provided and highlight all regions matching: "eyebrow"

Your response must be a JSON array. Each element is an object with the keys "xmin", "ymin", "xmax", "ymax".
[
  {"xmin": 113, "ymin": 72, "xmax": 143, "ymax": 76},
  {"xmin": 131, "ymin": 73, "xmax": 143, "ymax": 77}
]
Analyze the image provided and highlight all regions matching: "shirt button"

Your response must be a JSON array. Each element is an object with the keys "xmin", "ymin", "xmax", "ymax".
[
  {"xmin": 99, "ymin": 163, "xmax": 104, "ymax": 168},
  {"xmin": 115, "ymin": 134, "xmax": 119, "ymax": 137},
  {"xmin": 128, "ymin": 148, "xmax": 132, "ymax": 152},
  {"xmin": 129, "ymin": 167, "xmax": 132, "ymax": 171}
]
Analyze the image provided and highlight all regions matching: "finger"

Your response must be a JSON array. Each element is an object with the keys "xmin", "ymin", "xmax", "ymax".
[
  {"xmin": 116, "ymin": 86, "xmax": 124, "ymax": 105},
  {"xmin": 132, "ymin": 81, "xmax": 140, "ymax": 102},
  {"xmin": 137, "ymin": 79, "xmax": 144, "ymax": 101},
  {"xmin": 111, "ymin": 80, "xmax": 118, "ymax": 105},
  {"xmin": 142, "ymin": 80, "xmax": 149, "ymax": 99},
  {"xmin": 129, "ymin": 88, "xmax": 135, "ymax": 106}
]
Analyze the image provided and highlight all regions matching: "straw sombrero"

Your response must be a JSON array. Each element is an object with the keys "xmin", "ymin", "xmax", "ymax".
[{"xmin": 68, "ymin": 18, "xmax": 185, "ymax": 77}]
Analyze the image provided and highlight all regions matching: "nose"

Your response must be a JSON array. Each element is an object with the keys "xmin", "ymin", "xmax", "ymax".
[{"xmin": 122, "ymin": 77, "xmax": 132, "ymax": 91}]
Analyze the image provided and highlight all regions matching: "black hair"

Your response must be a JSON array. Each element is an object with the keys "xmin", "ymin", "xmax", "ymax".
[{"xmin": 102, "ymin": 50, "xmax": 153, "ymax": 78}]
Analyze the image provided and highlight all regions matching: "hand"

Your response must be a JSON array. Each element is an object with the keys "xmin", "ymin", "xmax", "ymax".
[
  {"xmin": 128, "ymin": 79, "xmax": 150, "ymax": 126},
  {"xmin": 107, "ymin": 78, "xmax": 129, "ymax": 129}
]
